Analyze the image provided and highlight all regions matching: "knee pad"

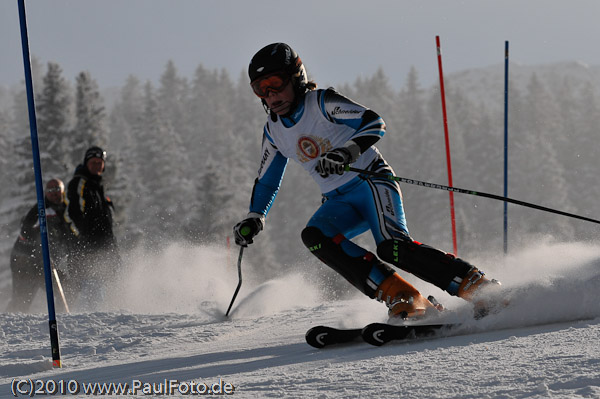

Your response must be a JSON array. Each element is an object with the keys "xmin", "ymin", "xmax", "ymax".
[
  {"xmin": 377, "ymin": 238, "xmax": 473, "ymax": 293},
  {"xmin": 301, "ymin": 225, "xmax": 326, "ymax": 252}
]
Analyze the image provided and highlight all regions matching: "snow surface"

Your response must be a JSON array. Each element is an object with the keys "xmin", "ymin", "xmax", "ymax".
[{"xmin": 1, "ymin": 240, "xmax": 600, "ymax": 398}]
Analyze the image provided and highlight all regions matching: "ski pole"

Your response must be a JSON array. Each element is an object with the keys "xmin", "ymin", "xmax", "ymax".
[
  {"xmin": 52, "ymin": 266, "xmax": 70, "ymax": 314},
  {"xmin": 345, "ymin": 165, "xmax": 600, "ymax": 225},
  {"xmin": 225, "ymin": 246, "xmax": 244, "ymax": 317}
]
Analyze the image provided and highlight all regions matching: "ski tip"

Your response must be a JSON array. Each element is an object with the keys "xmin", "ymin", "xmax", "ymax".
[
  {"xmin": 305, "ymin": 325, "xmax": 363, "ymax": 349},
  {"xmin": 361, "ymin": 323, "xmax": 389, "ymax": 346},
  {"xmin": 305, "ymin": 325, "xmax": 330, "ymax": 349}
]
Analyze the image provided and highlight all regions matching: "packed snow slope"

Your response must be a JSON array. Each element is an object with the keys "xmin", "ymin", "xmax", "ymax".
[{"xmin": 1, "ymin": 240, "xmax": 600, "ymax": 398}]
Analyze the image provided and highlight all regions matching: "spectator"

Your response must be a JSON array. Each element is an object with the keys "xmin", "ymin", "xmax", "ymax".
[
  {"xmin": 65, "ymin": 146, "xmax": 120, "ymax": 306},
  {"xmin": 7, "ymin": 179, "xmax": 71, "ymax": 312}
]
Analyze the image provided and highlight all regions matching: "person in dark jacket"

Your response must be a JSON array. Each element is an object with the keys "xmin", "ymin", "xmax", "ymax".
[
  {"xmin": 65, "ymin": 146, "xmax": 120, "ymax": 305},
  {"xmin": 7, "ymin": 179, "xmax": 72, "ymax": 312}
]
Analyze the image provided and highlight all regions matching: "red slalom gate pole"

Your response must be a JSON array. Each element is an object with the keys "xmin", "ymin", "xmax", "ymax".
[{"xmin": 435, "ymin": 35, "xmax": 458, "ymax": 255}]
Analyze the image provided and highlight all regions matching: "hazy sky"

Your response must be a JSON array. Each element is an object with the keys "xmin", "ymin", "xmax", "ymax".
[{"xmin": 3, "ymin": 0, "xmax": 600, "ymax": 90}]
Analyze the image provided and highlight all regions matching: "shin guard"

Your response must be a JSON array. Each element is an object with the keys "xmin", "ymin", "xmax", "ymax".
[
  {"xmin": 301, "ymin": 226, "xmax": 395, "ymax": 297},
  {"xmin": 377, "ymin": 238, "xmax": 475, "ymax": 296}
]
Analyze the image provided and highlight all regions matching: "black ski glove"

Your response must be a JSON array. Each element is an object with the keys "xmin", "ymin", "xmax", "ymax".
[
  {"xmin": 233, "ymin": 213, "xmax": 265, "ymax": 247},
  {"xmin": 316, "ymin": 142, "xmax": 361, "ymax": 178}
]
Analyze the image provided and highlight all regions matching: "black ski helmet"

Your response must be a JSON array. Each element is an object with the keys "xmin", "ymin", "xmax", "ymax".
[{"xmin": 248, "ymin": 43, "xmax": 308, "ymax": 90}]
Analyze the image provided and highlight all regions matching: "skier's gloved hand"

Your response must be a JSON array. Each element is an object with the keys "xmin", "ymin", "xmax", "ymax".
[
  {"xmin": 233, "ymin": 213, "xmax": 265, "ymax": 247},
  {"xmin": 316, "ymin": 142, "xmax": 361, "ymax": 178}
]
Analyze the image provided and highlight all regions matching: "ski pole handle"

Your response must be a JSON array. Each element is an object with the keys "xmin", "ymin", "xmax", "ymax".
[{"xmin": 240, "ymin": 226, "xmax": 252, "ymax": 237}]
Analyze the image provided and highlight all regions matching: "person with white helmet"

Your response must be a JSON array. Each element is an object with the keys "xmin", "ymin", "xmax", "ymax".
[
  {"xmin": 234, "ymin": 43, "xmax": 499, "ymax": 319},
  {"xmin": 7, "ymin": 179, "xmax": 71, "ymax": 312}
]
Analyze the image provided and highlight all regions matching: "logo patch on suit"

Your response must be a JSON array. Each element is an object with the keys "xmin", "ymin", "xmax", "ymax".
[{"xmin": 296, "ymin": 136, "xmax": 331, "ymax": 162}]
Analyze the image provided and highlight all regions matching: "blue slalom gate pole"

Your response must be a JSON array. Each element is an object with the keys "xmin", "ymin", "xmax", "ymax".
[
  {"xmin": 17, "ymin": 0, "xmax": 62, "ymax": 368},
  {"xmin": 503, "ymin": 41, "xmax": 509, "ymax": 254}
]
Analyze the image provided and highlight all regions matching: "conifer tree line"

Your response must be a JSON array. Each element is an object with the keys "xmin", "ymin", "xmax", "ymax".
[{"xmin": 1, "ymin": 59, "xmax": 599, "ymax": 278}]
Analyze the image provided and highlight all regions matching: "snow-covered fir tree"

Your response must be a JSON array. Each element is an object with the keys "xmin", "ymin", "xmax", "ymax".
[
  {"xmin": 36, "ymin": 62, "xmax": 72, "ymax": 180},
  {"xmin": 70, "ymin": 71, "xmax": 107, "ymax": 169}
]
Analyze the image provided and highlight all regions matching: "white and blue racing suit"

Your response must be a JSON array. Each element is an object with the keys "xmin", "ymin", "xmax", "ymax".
[
  {"xmin": 247, "ymin": 88, "xmax": 411, "ymax": 296},
  {"xmin": 246, "ymin": 88, "xmax": 483, "ymax": 298}
]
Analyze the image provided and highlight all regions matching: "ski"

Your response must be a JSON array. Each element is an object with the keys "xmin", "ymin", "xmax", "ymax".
[
  {"xmin": 305, "ymin": 325, "xmax": 362, "ymax": 348},
  {"xmin": 306, "ymin": 322, "xmax": 457, "ymax": 348},
  {"xmin": 361, "ymin": 322, "xmax": 455, "ymax": 346}
]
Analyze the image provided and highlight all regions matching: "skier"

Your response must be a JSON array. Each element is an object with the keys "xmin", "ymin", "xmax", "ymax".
[
  {"xmin": 234, "ymin": 43, "xmax": 499, "ymax": 319},
  {"xmin": 7, "ymin": 179, "xmax": 72, "ymax": 312},
  {"xmin": 64, "ymin": 146, "xmax": 120, "ymax": 305}
]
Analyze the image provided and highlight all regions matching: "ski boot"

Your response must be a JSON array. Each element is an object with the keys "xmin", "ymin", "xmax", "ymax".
[
  {"xmin": 455, "ymin": 267, "xmax": 503, "ymax": 319},
  {"xmin": 454, "ymin": 267, "xmax": 495, "ymax": 299},
  {"xmin": 427, "ymin": 295, "xmax": 445, "ymax": 312},
  {"xmin": 375, "ymin": 272, "xmax": 439, "ymax": 319}
]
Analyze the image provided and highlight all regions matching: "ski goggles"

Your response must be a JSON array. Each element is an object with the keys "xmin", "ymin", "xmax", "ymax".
[{"xmin": 250, "ymin": 72, "xmax": 290, "ymax": 98}]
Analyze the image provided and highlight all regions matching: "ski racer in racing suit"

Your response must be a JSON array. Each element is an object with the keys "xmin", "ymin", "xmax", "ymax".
[{"xmin": 234, "ymin": 43, "xmax": 500, "ymax": 319}]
